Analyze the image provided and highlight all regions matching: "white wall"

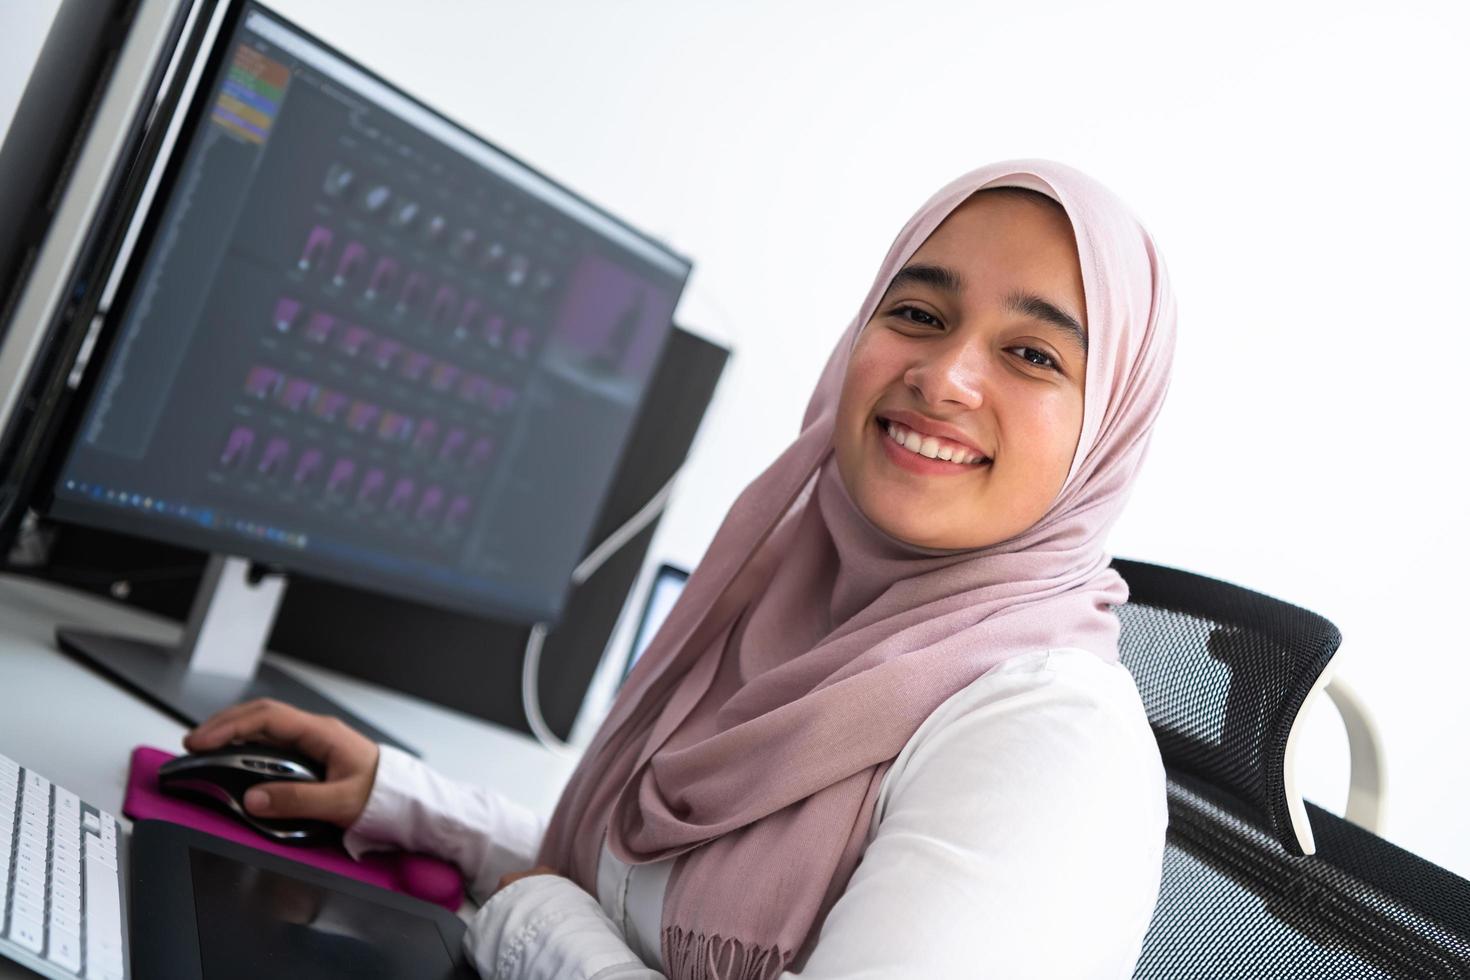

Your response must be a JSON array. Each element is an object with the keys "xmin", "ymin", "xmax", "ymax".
[{"xmin": 5, "ymin": 0, "xmax": 1468, "ymax": 877}]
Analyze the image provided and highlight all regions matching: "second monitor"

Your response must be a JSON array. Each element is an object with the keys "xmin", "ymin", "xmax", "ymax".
[{"xmin": 36, "ymin": 1, "xmax": 692, "ymax": 744}]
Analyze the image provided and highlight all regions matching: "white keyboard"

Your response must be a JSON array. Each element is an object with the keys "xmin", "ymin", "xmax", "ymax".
[{"xmin": 0, "ymin": 753, "xmax": 126, "ymax": 980}]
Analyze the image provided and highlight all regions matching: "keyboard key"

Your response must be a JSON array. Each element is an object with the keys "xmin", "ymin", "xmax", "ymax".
[
  {"xmin": 85, "ymin": 852, "xmax": 124, "ymax": 958},
  {"xmin": 51, "ymin": 878, "xmax": 81, "ymax": 912},
  {"xmin": 17, "ymin": 868, "xmax": 46, "ymax": 898},
  {"xmin": 14, "ymin": 870, "xmax": 45, "ymax": 906},
  {"xmin": 9, "ymin": 914, "xmax": 44, "ymax": 954},
  {"xmin": 54, "ymin": 898, "xmax": 81, "ymax": 923},
  {"xmin": 47, "ymin": 927, "xmax": 83, "ymax": 972},
  {"xmin": 14, "ymin": 908, "xmax": 44, "ymax": 936},
  {"xmin": 55, "ymin": 854, "xmax": 82, "ymax": 883},
  {"xmin": 10, "ymin": 882, "xmax": 43, "ymax": 912},
  {"xmin": 53, "ymin": 875, "xmax": 82, "ymax": 903},
  {"xmin": 23, "ymin": 779, "xmax": 50, "ymax": 821},
  {"xmin": 55, "ymin": 870, "xmax": 81, "ymax": 896},
  {"xmin": 55, "ymin": 785, "xmax": 80, "ymax": 816},
  {"xmin": 16, "ymin": 851, "xmax": 47, "ymax": 887},
  {"xmin": 89, "ymin": 958, "xmax": 126, "ymax": 980},
  {"xmin": 86, "ymin": 832, "xmax": 118, "ymax": 871}
]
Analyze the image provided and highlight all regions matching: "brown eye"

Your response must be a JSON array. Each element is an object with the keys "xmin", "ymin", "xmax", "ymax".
[
  {"xmin": 893, "ymin": 305, "xmax": 941, "ymax": 327},
  {"xmin": 1009, "ymin": 346, "xmax": 1059, "ymax": 371}
]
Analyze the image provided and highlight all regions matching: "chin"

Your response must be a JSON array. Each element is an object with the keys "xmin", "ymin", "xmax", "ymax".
[{"xmin": 861, "ymin": 493, "xmax": 968, "ymax": 550}]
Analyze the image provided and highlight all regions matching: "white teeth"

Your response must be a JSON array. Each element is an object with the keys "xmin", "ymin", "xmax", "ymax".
[{"xmin": 882, "ymin": 419, "xmax": 986, "ymax": 466}]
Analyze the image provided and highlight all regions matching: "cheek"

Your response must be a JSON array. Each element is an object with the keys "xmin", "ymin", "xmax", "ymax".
[
  {"xmin": 1011, "ymin": 389, "xmax": 1084, "ymax": 488},
  {"xmin": 836, "ymin": 336, "xmax": 892, "ymax": 429},
  {"xmin": 844, "ymin": 333, "xmax": 893, "ymax": 390}
]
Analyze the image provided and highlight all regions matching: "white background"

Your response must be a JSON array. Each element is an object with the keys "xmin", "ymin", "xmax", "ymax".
[{"xmin": 4, "ymin": 0, "xmax": 1468, "ymax": 877}]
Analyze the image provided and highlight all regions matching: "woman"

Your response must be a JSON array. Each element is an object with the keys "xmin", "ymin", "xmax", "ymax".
[{"xmin": 186, "ymin": 158, "xmax": 1178, "ymax": 978}]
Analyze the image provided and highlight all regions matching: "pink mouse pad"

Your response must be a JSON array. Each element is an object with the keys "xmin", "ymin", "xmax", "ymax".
[{"xmin": 123, "ymin": 746, "xmax": 463, "ymax": 911}]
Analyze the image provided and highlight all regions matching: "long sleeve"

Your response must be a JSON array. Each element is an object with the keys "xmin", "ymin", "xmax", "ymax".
[
  {"xmin": 344, "ymin": 744, "xmax": 549, "ymax": 902},
  {"xmin": 462, "ymin": 648, "xmax": 1169, "ymax": 979},
  {"xmin": 466, "ymin": 875, "xmax": 663, "ymax": 980}
]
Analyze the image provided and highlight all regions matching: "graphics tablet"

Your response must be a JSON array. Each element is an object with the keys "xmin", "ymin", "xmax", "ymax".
[{"xmin": 128, "ymin": 821, "xmax": 476, "ymax": 979}]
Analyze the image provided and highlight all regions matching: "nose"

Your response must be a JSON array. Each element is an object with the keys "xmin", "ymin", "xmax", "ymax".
[{"xmin": 902, "ymin": 336, "xmax": 986, "ymax": 409}]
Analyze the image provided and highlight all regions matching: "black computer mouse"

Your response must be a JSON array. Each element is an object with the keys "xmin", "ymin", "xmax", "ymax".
[{"xmin": 157, "ymin": 742, "xmax": 340, "ymax": 845}]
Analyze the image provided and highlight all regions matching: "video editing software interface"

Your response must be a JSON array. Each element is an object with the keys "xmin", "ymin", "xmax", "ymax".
[{"xmin": 51, "ymin": 5, "xmax": 689, "ymax": 621}]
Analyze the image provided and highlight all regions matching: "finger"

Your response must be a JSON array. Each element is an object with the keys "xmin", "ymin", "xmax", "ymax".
[
  {"xmin": 184, "ymin": 698, "xmax": 293, "ymax": 750},
  {"xmin": 187, "ymin": 700, "xmax": 320, "ymax": 752},
  {"xmin": 186, "ymin": 701, "xmax": 338, "ymax": 762},
  {"xmin": 188, "ymin": 697, "xmax": 286, "ymax": 735},
  {"xmin": 243, "ymin": 778, "xmax": 362, "ymax": 826},
  {"xmin": 185, "ymin": 700, "xmax": 294, "ymax": 751}
]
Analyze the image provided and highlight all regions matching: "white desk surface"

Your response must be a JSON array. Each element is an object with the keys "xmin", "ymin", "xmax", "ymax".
[{"xmin": 0, "ymin": 571, "xmax": 581, "ymax": 978}]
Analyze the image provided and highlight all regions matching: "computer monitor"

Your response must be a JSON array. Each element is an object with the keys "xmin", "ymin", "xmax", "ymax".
[
  {"xmin": 622, "ymin": 563, "xmax": 689, "ymax": 688},
  {"xmin": 35, "ymin": 1, "xmax": 691, "ymax": 748},
  {"xmin": 0, "ymin": 0, "xmax": 201, "ymax": 538}
]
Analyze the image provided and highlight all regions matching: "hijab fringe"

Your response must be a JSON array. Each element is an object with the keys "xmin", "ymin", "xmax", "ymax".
[{"xmin": 663, "ymin": 926, "xmax": 786, "ymax": 980}]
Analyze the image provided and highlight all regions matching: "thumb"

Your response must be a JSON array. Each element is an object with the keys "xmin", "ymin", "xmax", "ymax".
[{"xmin": 243, "ymin": 779, "xmax": 353, "ymax": 824}]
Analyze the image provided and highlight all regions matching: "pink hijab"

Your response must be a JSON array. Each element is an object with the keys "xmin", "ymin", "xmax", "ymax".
[{"xmin": 537, "ymin": 159, "xmax": 1177, "ymax": 978}]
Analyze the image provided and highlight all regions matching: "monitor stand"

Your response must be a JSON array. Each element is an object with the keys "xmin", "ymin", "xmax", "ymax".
[{"xmin": 55, "ymin": 553, "xmax": 417, "ymax": 755}]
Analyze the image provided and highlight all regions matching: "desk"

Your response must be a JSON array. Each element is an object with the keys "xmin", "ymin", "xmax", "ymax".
[{"xmin": 0, "ymin": 572, "xmax": 581, "ymax": 979}]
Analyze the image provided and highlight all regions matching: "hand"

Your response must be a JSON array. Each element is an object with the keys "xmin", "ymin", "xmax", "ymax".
[
  {"xmin": 183, "ymin": 698, "xmax": 380, "ymax": 828},
  {"xmin": 494, "ymin": 865, "xmax": 561, "ymax": 894}
]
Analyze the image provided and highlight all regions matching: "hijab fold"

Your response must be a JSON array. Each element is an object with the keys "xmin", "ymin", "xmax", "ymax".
[{"xmin": 536, "ymin": 159, "xmax": 1177, "ymax": 978}]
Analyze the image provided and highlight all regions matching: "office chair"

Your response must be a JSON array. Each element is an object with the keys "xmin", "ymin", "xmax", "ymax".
[{"xmin": 1111, "ymin": 558, "xmax": 1470, "ymax": 978}]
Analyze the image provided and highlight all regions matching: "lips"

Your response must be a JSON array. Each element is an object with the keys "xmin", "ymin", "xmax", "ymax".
[{"xmin": 875, "ymin": 410, "xmax": 992, "ymax": 465}]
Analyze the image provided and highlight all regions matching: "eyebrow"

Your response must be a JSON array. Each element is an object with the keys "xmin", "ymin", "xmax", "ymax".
[
  {"xmin": 1003, "ymin": 290, "xmax": 1088, "ymax": 357},
  {"xmin": 888, "ymin": 263, "xmax": 965, "ymax": 296},
  {"xmin": 885, "ymin": 263, "xmax": 1088, "ymax": 356}
]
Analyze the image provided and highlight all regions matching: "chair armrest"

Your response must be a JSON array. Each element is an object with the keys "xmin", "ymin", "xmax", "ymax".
[{"xmin": 1324, "ymin": 675, "xmax": 1387, "ymax": 834}]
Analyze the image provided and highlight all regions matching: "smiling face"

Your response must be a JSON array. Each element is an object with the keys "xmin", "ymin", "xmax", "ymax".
[{"xmin": 833, "ymin": 188, "xmax": 1089, "ymax": 551}]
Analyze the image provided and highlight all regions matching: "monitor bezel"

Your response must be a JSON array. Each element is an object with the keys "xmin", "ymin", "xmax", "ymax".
[
  {"xmin": 34, "ymin": 0, "xmax": 693, "ymax": 626},
  {"xmin": 621, "ymin": 561, "xmax": 690, "ymax": 685}
]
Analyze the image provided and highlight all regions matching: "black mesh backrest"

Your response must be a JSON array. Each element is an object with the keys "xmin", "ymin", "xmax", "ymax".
[
  {"xmin": 1137, "ymin": 777, "xmax": 1470, "ymax": 978},
  {"xmin": 1112, "ymin": 558, "xmax": 1470, "ymax": 977},
  {"xmin": 1111, "ymin": 557, "xmax": 1341, "ymax": 855}
]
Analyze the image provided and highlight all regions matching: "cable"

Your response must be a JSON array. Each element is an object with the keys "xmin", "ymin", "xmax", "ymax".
[
  {"xmin": 571, "ymin": 467, "xmax": 681, "ymax": 586},
  {"xmin": 520, "ymin": 622, "xmax": 574, "ymax": 756},
  {"xmin": 520, "ymin": 466, "xmax": 683, "ymax": 755}
]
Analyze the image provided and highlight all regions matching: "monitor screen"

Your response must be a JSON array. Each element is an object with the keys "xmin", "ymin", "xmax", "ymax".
[
  {"xmin": 189, "ymin": 847, "xmax": 465, "ymax": 980},
  {"xmin": 623, "ymin": 562, "xmax": 689, "ymax": 686},
  {"xmin": 47, "ymin": 2, "xmax": 690, "ymax": 624}
]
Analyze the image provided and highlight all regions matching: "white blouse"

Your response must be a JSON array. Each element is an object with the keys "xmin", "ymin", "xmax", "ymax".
[{"xmin": 345, "ymin": 647, "xmax": 1169, "ymax": 979}]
